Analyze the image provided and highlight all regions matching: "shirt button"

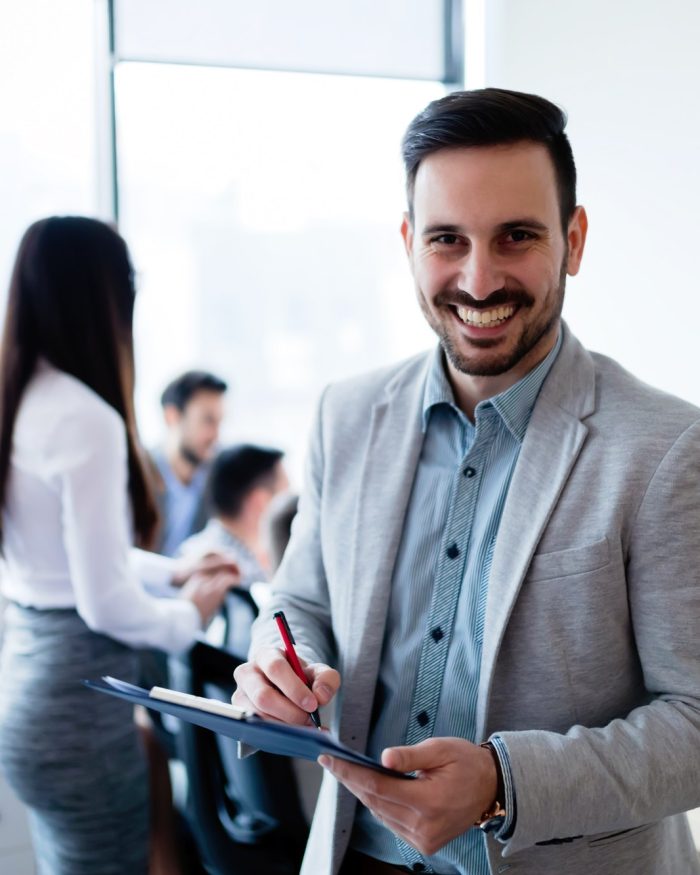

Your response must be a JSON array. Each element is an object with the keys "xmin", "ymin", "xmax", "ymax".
[
  {"xmin": 446, "ymin": 543, "xmax": 460, "ymax": 559},
  {"xmin": 412, "ymin": 865, "xmax": 427, "ymax": 872},
  {"xmin": 464, "ymin": 466, "xmax": 476, "ymax": 478},
  {"xmin": 431, "ymin": 626, "xmax": 444, "ymax": 642},
  {"xmin": 416, "ymin": 710, "xmax": 429, "ymax": 727}
]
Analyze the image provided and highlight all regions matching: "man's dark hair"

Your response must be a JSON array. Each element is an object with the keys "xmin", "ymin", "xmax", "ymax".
[
  {"xmin": 209, "ymin": 444, "xmax": 284, "ymax": 519},
  {"xmin": 402, "ymin": 88, "xmax": 577, "ymax": 230},
  {"xmin": 160, "ymin": 370, "xmax": 227, "ymax": 411}
]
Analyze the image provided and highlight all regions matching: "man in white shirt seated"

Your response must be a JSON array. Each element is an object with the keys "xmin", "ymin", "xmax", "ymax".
[
  {"xmin": 178, "ymin": 444, "xmax": 289, "ymax": 656},
  {"xmin": 179, "ymin": 444, "xmax": 289, "ymax": 589}
]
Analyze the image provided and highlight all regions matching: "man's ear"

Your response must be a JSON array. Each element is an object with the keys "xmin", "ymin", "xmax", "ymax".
[
  {"xmin": 566, "ymin": 205, "xmax": 588, "ymax": 276},
  {"xmin": 245, "ymin": 487, "xmax": 270, "ymax": 520},
  {"xmin": 163, "ymin": 404, "xmax": 182, "ymax": 428},
  {"xmin": 401, "ymin": 213, "xmax": 414, "ymax": 259}
]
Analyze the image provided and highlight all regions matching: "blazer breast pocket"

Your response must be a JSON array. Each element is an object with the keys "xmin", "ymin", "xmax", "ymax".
[{"xmin": 526, "ymin": 537, "xmax": 610, "ymax": 583}]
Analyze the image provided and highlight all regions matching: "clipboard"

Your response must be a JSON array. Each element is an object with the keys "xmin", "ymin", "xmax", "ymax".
[{"xmin": 84, "ymin": 677, "xmax": 412, "ymax": 779}]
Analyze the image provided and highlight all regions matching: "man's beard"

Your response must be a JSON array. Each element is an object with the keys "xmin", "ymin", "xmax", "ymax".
[
  {"xmin": 423, "ymin": 258, "xmax": 567, "ymax": 377},
  {"xmin": 180, "ymin": 443, "xmax": 205, "ymax": 468}
]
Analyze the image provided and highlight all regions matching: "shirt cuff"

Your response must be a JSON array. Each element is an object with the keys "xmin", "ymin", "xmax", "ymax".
[
  {"xmin": 490, "ymin": 734, "xmax": 517, "ymax": 841},
  {"xmin": 130, "ymin": 547, "xmax": 177, "ymax": 590}
]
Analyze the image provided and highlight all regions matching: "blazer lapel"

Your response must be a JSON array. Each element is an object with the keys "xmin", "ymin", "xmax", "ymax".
[
  {"xmin": 338, "ymin": 354, "xmax": 430, "ymax": 748},
  {"xmin": 476, "ymin": 326, "xmax": 596, "ymax": 739}
]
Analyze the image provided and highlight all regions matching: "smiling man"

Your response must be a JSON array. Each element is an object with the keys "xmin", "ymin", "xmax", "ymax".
[{"xmin": 233, "ymin": 89, "xmax": 700, "ymax": 875}]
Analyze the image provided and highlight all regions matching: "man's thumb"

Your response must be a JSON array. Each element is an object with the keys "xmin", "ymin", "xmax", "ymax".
[
  {"xmin": 309, "ymin": 664, "xmax": 341, "ymax": 705},
  {"xmin": 381, "ymin": 739, "xmax": 442, "ymax": 773}
]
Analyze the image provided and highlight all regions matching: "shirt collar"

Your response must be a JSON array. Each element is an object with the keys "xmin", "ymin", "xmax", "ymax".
[
  {"xmin": 153, "ymin": 448, "xmax": 209, "ymax": 492},
  {"xmin": 422, "ymin": 331, "xmax": 563, "ymax": 443}
]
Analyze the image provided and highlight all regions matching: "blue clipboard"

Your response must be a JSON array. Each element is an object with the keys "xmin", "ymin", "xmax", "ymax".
[{"xmin": 84, "ymin": 677, "xmax": 412, "ymax": 779}]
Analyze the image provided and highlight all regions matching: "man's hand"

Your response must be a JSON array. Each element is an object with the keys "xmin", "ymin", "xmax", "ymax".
[
  {"xmin": 171, "ymin": 551, "xmax": 241, "ymax": 588},
  {"xmin": 319, "ymin": 737, "xmax": 497, "ymax": 857},
  {"xmin": 179, "ymin": 568, "xmax": 240, "ymax": 624},
  {"xmin": 232, "ymin": 645, "xmax": 340, "ymax": 725}
]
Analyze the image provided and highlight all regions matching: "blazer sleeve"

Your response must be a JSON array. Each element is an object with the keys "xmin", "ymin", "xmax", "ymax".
[
  {"xmin": 495, "ymin": 419, "xmax": 700, "ymax": 853},
  {"xmin": 249, "ymin": 387, "xmax": 336, "ymax": 667}
]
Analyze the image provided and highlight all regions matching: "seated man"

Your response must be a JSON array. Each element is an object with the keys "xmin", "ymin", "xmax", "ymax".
[{"xmin": 179, "ymin": 444, "xmax": 289, "ymax": 589}]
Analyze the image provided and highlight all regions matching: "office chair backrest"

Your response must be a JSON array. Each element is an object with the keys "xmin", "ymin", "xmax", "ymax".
[{"xmin": 171, "ymin": 600, "xmax": 308, "ymax": 875}]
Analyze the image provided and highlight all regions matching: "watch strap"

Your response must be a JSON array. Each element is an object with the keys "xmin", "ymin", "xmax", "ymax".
[{"xmin": 474, "ymin": 741, "xmax": 507, "ymax": 831}]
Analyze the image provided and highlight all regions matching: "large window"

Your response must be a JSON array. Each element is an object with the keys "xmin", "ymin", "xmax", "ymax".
[
  {"xmin": 0, "ymin": 0, "xmax": 98, "ymax": 304},
  {"xmin": 116, "ymin": 64, "xmax": 443, "ymax": 474}
]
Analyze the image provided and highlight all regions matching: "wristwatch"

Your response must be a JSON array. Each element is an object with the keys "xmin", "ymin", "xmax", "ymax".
[{"xmin": 474, "ymin": 741, "xmax": 507, "ymax": 833}]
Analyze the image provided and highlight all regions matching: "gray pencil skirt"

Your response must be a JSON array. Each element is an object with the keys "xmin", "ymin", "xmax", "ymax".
[{"xmin": 0, "ymin": 603, "xmax": 149, "ymax": 875}]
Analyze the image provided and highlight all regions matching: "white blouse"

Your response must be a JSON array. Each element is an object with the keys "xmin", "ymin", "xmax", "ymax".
[{"xmin": 0, "ymin": 361, "xmax": 200, "ymax": 653}]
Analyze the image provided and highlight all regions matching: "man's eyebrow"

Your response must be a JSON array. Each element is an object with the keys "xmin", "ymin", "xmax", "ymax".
[
  {"xmin": 497, "ymin": 218, "xmax": 550, "ymax": 233},
  {"xmin": 421, "ymin": 224, "xmax": 463, "ymax": 236}
]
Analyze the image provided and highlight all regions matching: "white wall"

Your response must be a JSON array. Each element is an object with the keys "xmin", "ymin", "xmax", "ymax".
[
  {"xmin": 481, "ymin": 0, "xmax": 700, "ymax": 406},
  {"xmin": 480, "ymin": 1, "xmax": 700, "ymax": 850}
]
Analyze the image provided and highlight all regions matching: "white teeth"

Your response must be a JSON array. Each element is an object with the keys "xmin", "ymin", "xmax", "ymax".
[{"xmin": 455, "ymin": 304, "xmax": 515, "ymax": 326}]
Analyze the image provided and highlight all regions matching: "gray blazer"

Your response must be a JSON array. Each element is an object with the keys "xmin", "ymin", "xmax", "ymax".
[{"xmin": 251, "ymin": 324, "xmax": 700, "ymax": 875}]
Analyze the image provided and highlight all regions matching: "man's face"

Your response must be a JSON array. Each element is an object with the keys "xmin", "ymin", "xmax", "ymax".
[
  {"xmin": 269, "ymin": 461, "xmax": 290, "ymax": 498},
  {"xmin": 171, "ymin": 390, "xmax": 225, "ymax": 466},
  {"xmin": 402, "ymin": 142, "xmax": 587, "ymax": 382},
  {"xmin": 248, "ymin": 462, "xmax": 291, "ymax": 526}
]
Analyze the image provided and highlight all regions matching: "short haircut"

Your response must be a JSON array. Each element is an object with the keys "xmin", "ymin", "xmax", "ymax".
[
  {"xmin": 402, "ymin": 88, "xmax": 577, "ymax": 230},
  {"xmin": 160, "ymin": 370, "xmax": 227, "ymax": 411},
  {"xmin": 209, "ymin": 444, "xmax": 284, "ymax": 519}
]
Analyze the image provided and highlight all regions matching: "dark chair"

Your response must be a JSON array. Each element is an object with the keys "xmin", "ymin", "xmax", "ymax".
[{"xmin": 169, "ymin": 589, "xmax": 309, "ymax": 875}]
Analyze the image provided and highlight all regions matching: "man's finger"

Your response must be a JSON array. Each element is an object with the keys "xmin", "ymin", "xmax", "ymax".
[
  {"xmin": 233, "ymin": 661, "xmax": 315, "ymax": 724},
  {"xmin": 256, "ymin": 647, "xmax": 320, "ymax": 712},
  {"xmin": 307, "ymin": 663, "xmax": 341, "ymax": 705},
  {"xmin": 318, "ymin": 756, "xmax": 418, "ymax": 809},
  {"xmin": 381, "ymin": 737, "xmax": 456, "ymax": 773},
  {"xmin": 230, "ymin": 688, "xmax": 253, "ymax": 712}
]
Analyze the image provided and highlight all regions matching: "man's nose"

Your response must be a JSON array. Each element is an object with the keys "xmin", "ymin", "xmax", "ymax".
[{"xmin": 458, "ymin": 245, "xmax": 503, "ymax": 301}]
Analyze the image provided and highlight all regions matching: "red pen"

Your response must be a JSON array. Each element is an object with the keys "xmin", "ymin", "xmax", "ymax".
[{"xmin": 273, "ymin": 610, "xmax": 322, "ymax": 729}]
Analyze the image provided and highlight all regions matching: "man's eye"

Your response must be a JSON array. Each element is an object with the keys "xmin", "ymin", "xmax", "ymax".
[
  {"xmin": 431, "ymin": 234, "xmax": 462, "ymax": 246},
  {"xmin": 506, "ymin": 229, "xmax": 534, "ymax": 243}
]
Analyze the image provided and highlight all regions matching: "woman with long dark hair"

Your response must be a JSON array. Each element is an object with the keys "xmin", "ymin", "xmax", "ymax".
[{"xmin": 0, "ymin": 217, "xmax": 236, "ymax": 874}]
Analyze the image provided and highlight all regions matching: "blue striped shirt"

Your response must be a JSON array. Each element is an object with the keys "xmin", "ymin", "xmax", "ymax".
[{"xmin": 351, "ymin": 334, "xmax": 562, "ymax": 874}]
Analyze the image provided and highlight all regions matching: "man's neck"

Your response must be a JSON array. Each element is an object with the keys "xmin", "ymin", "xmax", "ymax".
[
  {"xmin": 218, "ymin": 515, "xmax": 258, "ymax": 552},
  {"xmin": 218, "ymin": 514, "xmax": 270, "ymax": 571},
  {"xmin": 164, "ymin": 444, "xmax": 197, "ymax": 486},
  {"xmin": 446, "ymin": 327, "xmax": 559, "ymax": 420}
]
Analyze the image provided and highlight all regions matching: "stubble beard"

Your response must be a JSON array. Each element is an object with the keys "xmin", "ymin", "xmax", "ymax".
[
  {"xmin": 421, "ymin": 258, "xmax": 568, "ymax": 378},
  {"xmin": 180, "ymin": 442, "xmax": 205, "ymax": 468}
]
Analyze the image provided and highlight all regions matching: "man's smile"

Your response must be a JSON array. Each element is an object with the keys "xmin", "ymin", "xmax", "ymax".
[{"xmin": 454, "ymin": 303, "xmax": 516, "ymax": 327}]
